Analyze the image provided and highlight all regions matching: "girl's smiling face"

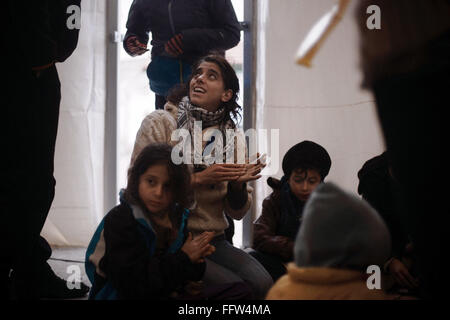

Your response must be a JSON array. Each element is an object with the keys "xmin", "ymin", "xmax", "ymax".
[
  {"xmin": 138, "ymin": 163, "xmax": 173, "ymax": 214},
  {"xmin": 189, "ymin": 61, "xmax": 233, "ymax": 112}
]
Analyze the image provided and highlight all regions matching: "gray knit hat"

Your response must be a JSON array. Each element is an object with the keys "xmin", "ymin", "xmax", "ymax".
[{"xmin": 294, "ymin": 182, "xmax": 391, "ymax": 271}]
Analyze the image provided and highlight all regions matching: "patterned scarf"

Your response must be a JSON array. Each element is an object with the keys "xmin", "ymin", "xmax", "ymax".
[{"xmin": 176, "ymin": 96, "xmax": 237, "ymax": 167}]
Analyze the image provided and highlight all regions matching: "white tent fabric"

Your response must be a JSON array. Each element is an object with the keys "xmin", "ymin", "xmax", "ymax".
[
  {"xmin": 253, "ymin": 0, "xmax": 385, "ymax": 221},
  {"xmin": 41, "ymin": 0, "xmax": 107, "ymax": 247}
]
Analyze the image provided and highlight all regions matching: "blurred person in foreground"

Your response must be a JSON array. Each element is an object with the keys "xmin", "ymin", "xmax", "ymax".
[{"xmin": 356, "ymin": 0, "xmax": 450, "ymax": 299}]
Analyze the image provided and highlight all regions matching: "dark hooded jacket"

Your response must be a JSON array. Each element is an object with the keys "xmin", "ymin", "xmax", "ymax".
[
  {"xmin": 124, "ymin": 0, "xmax": 241, "ymax": 64},
  {"xmin": 7, "ymin": 0, "xmax": 81, "ymax": 69},
  {"xmin": 85, "ymin": 195, "xmax": 205, "ymax": 300}
]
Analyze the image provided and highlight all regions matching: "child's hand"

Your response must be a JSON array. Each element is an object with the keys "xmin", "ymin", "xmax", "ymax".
[
  {"xmin": 184, "ymin": 281, "xmax": 204, "ymax": 296},
  {"xmin": 202, "ymin": 243, "xmax": 216, "ymax": 258},
  {"xmin": 181, "ymin": 232, "xmax": 215, "ymax": 263},
  {"xmin": 388, "ymin": 258, "xmax": 419, "ymax": 288}
]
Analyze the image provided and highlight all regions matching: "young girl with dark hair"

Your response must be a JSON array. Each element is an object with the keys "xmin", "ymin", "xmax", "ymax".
[
  {"xmin": 130, "ymin": 54, "xmax": 273, "ymax": 299},
  {"xmin": 85, "ymin": 143, "xmax": 216, "ymax": 299}
]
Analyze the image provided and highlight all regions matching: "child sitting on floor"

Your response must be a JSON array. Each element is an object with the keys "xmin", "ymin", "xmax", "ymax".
[
  {"xmin": 249, "ymin": 140, "xmax": 331, "ymax": 281},
  {"xmin": 85, "ymin": 143, "xmax": 250, "ymax": 299}
]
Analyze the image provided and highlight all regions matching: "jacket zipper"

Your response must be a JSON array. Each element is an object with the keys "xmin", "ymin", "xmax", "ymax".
[{"xmin": 168, "ymin": 1, "xmax": 176, "ymax": 35}]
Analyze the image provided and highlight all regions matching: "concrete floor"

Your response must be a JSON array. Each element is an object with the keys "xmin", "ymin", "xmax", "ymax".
[{"xmin": 47, "ymin": 246, "xmax": 90, "ymax": 300}]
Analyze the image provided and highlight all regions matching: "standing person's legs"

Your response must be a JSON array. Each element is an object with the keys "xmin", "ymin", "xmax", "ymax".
[
  {"xmin": 24, "ymin": 66, "xmax": 87, "ymax": 298},
  {"xmin": 31, "ymin": 66, "xmax": 61, "ymax": 235},
  {"xmin": 2, "ymin": 60, "xmax": 43, "ymax": 299},
  {"xmin": 203, "ymin": 235, "xmax": 273, "ymax": 299},
  {"xmin": 10, "ymin": 66, "xmax": 61, "ymax": 299}
]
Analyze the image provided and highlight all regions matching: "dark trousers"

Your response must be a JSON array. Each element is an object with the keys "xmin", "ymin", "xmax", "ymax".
[
  {"xmin": 372, "ymin": 31, "xmax": 450, "ymax": 299},
  {"xmin": 247, "ymin": 249, "xmax": 287, "ymax": 282},
  {"xmin": 2, "ymin": 65, "xmax": 61, "ymax": 299}
]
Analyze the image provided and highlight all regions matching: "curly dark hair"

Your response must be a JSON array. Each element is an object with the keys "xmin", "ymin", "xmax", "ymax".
[
  {"xmin": 187, "ymin": 53, "xmax": 242, "ymax": 126},
  {"xmin": 124, "ymin": 143, "xmax": 193, "ymax": 211}
]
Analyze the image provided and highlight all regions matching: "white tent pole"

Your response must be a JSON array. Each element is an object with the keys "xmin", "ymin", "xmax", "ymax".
[
  {"xmin": 241, "ymin": 0, "xmax": 256, "ymax": 249},
  {"xmin": 104, "ymin": 0, "xmax": 120, "ymax": 214}
]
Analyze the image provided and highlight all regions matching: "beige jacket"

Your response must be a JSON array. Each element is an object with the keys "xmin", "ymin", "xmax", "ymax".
[{"xmin": 266, "ymin": 263, "xmax": 395, "ymax": 300}]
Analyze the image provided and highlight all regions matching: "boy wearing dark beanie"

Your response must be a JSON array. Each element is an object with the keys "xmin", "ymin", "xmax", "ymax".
[{"xmin": 249, "ymin": 141, "xmax": 331, "ymax": 281}]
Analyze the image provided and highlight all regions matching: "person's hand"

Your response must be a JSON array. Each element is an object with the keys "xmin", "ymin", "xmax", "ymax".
[
  {"xmin": 388, "ymin": 258, "xmax": 419, "ymax": 288},
  {"xmin": 234, "ymin": 153, "xmax": 267, "ymax": 183},
  {"xmin": 164, "ymin": 34, "xmax": 183, "ymax": 57},
  {"xmin": 181, "ymin": 232, "xmax": 216, "ymax": 263},
  {"xmin": 193, "ymin": 164, "xmax": 246, "ymax": 186},
  {"xmin": 227, "ymin": 155, "xmax": 265, "ymax": 192},
  {"xmin": 184, "ymin": 281, "xmax": 204, "ymax": 296},
  {"xmin": 234, "ymin": 162, "xmax": 266, "ymax": 183},
  {"xmin": 124, "ymin": 35, "xmax": 148, "ymax": 56},
  {"xmin": 32, "ymin": 61, "xmax": 55, "ymax": 78}
]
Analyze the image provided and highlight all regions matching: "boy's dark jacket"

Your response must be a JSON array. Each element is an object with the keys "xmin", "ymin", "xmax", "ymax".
[
  {"xmin": 85, "ymin": 195, "xmax": 205, "ymax": 300},
  {"xmin": 253, "ymin": 177, "xmax": 305, "ymax": 262}
]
